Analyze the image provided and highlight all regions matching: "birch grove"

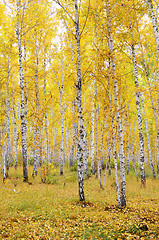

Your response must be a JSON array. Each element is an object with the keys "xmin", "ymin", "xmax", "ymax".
[{"xmin": 0, "ymin": 0, "xmax": 159, "ymax": 206}]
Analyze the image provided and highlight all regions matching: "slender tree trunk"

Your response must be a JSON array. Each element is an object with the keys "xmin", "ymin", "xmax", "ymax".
[
  {"xmin": 106, "ymin": 125, "xmax": 111, "ymax": 176},
  {"xmin": 82, "ymin": 122, "xmax": 89, "ymax": 179},
  {"xmin": 130, "ymin": 23, "xmax": 146, "ymax": 187},
  {"xmin": 14, "ymin": 107, "xmax": 19, "ymax": 169},
  {"xmin": 148, "ymin": 87, "xmax": 159, "ymax": 177},
  {"xmin": 146, "ymin": 0, "xmax": 159, "ymax": 177},
  {"xmin": 108, "ymin": 55, "xmax": 121, "ymax": 207},
  {"xmin": 70, "ymin": 126, "xmax": 75, "ymax": 167},
  {"xmin": 33, "ymin": 28, "xmax": 40, "ymax": 176},
  {"xmin": 10, "ymin": 115, "xmax": 13, "ymax": 166},
  {"xmin": 59, "ymin": 86, "xmax": 64, "ymax": 175},
  {"xmin": 32, "ymin": 88, "xmax": 36, "ymax": 170},
  {"xmin": 75, "ymin": 0, "xmax": 85, "ymax": 202},
  {"xmin": 91, "ymin": 78, "xmax": 95, "ymax": 174},
  {"xmin": 4, "ymin": 123, "xmax": 6, "ymax": 179},
  {"xmin": 65, "ymin": 117, "xmax": 69, "ymax": 168},
  {"xmin": 127, "ymin": 137, "xmax": 130, "ymax": 175},
  {"xmin": 16, "ymin": 0, "xmax": 28, "ymax": 181},
  {"xmin": 107, "ymin": 1, "xmax": 126, "ymax": 207},
  {"xmin": 44, "ymin": 58, "xmax": 49, "ymax": 173},
  {"xmin": 141, "ymin": 95, "xmax": 156, "ymax": 178},
  {"xmin": 5, "ymin": 58, "xmax": 10, "ymax": 177}
]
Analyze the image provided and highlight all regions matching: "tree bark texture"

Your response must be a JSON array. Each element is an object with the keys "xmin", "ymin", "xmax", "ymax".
[
  {"xmin": 16, "ymin": 1, "xmax": 28, "ymax": 181},
  {"xmin": 75, "ymin": 0, "xmax": 85, "ymax": 202}
]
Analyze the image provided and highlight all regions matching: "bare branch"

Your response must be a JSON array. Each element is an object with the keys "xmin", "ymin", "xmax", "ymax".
[
  {"xmin": 53, "ymin": 0, "xmax": 76, "ymax": 24},
  {"xmin": 80, "ymin": 0, "xmax": 90, "ymax": 36},
  {"xmin": 2, "ymin": 0, "xmax": 16, "ymax": 15},
  {"xmin": 22, "ymin": 10, "xmax": 56, "ymax": 36}
]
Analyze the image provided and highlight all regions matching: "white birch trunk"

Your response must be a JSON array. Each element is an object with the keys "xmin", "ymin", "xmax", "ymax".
[
  {"xmin": 141, "ymin": 95, "xmax": 156, "ymax": 178},
  {"xmin": 107, "ymin": 124, "xmax": 111, "ymax": 176},
  {"xmin": 65, "ymin": 117, "xmax": 69, "ymax": 168},
  {"xmin": 130, "ymin": 23, "xmax": 146, "ymax": 187},
  {"xmin": 14, "ymin": 107, "xmax": 19, "ymax": 169},
  {"xmin": 147, "ymin": 0, "xmax": 159, "ymax": 176},
  {"xmin": 75, "ymin": 0, "xmax": 85, "ymax": 201},
  {"xmin": 91, "ymin": 78, "xmax": 95, "ymax": 174},
  {"xmin": 3, "ymin": 124, "xmax": 6, "ymax": 179},
  {"xmin": 16, "ymin": 0, "xmax": 28, "ymax": 181},
  {"xmin": 33, "ymin": 29, "xmax": 40, "ymax": 176},
  {"xmin": 10, "ymin": 114, "xmax": 13, "ymax": 166},
  {"xmin": 59, "ymin": 86, "xmax": 64, "ymax": 175},
  {"xmin": 83, "ymin": 124, "xmax": 89, "ymax": 179},
  {"xmin": 32, "ymin": 88, "xmax": 36, "ymax": 171},
  {"xmin": 127, "ymin": 137, "xmax": 130, "ymax": 175},
  {"xmin": 96, "ymin": 104, "xmax": 102, "ymax": 187},
  {"xmin": 5, "ymin": 58, "xmax": 10, "ymax": 177},
  {"xmin": 149, "ymin": 87, "xmax": 159, "ymax": 177},
  {"xmin": 70, "ymin": 126, "xmax": 75, "ymax": 167},
  {"xmin": 44, "ymin": 58, "xmax": 49, "ymax": 172},
  {"xmin": 107, "ymin": 2, "xmax": 126, "ymax": 207},
  {"xmin": 108, "ymin": 56, "xmax": 121, "ymax": 206}
]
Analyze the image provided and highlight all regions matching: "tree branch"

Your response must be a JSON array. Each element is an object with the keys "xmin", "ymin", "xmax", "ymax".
[
  {"xmin": 80, "ymin": 0, "xmax": 90, "ymax": 36},
  {"xmin": 53, "ymin": 0, "xmax": 76, "ymax": 24}
]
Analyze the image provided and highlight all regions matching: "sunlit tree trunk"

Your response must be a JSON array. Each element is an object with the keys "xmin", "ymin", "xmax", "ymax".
[
  {"xmin": 3, "ymin": 123, "xmax": 6, "ymax": 179},
  {"xmin": 70, "ymin": 126, "xmax": 75, "ymax": 167},
  {"xmin": 108, "ymin": 56, "xmax": 121, "ymax": 206},
  {"xmin": 83, "ymin": 123, "xmax": 89, "ymax": 179},
  {"xmin": 5, "ymin": 58, "xmax": 10, "ymax": 177},
  {"xmin": 44, "ymin": 58, "xmax": 49, "ymax": 172},
  {"xmin": 147, "ymin": 0, "xmax": 159, "ymax": 177},
  {"xmin": 91, "ymin": 78, "xmax": 95, "ymax": 174},
  {"xmin": 59, "ymin": 85, "xmax": 64, "ymax": 175},
  {"xmin": 130, "ymin": 23, "xmax": 146, "ymax": 187},
  {"xmin": 75, "ymin": 0, "xmax": 85, "ymax": 201},
  {"xmin": 107, "ymin": 1, "xmax": 126, "ymax": 207},
  {"xmin": 141, "ymin": 95, "xmax": 156, "ymax": 178},
  {"xmin": 65, "ymin": 117, "xmax": 69, "ymax": 168},
  {"xmin": 125, "ymin": 117, "xmax": 130, "ymax": 175},
  {"xmin": 10, "ymin": 115, "xmax": 13, "ymax": 166},
  {"xmin": 32, "ymin": 87, "xmax": 36, "ymax": 171},
  {"xmin": 16, "ymin": 0, "xmax": 28, "ymax": 181},
  {"xmin": 14, "ymin": 106, "xmax": 19, "ymax": 169},
  {"xmin": 106, "ymin": 124, "xmax": 111, "ymax": 176}
]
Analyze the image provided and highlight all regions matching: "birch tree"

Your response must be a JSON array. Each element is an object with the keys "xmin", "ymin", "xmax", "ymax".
[
  {"xmin": 90, "ymin": 78, "xmax": 95, "ymax": 174},
  {"xmin": 106, "ymin": 0, "xmax": 126, "ymax": 207},
  {"xmin": 130, "ymin": 22, "xmax": 146, "ymax": 187},
  {"xmin": 16, "ymin": 0, "xmax": 28, "ymax": 181}
]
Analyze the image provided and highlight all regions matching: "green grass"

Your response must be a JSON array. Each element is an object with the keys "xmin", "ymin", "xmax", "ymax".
[{"xmin": 0, "ymin": 165, "xmax": 159, "ymax": 239}]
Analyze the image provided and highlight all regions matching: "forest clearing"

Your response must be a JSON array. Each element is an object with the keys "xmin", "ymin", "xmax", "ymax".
[{"xmin": 0, "ymin": 166, "xmax": 159, "ymax": 239}]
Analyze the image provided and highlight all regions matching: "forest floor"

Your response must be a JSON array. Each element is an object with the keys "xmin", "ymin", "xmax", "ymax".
[{"xmin": 0, "ymin": 166, "xmax": 159, "ymax": 239}]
